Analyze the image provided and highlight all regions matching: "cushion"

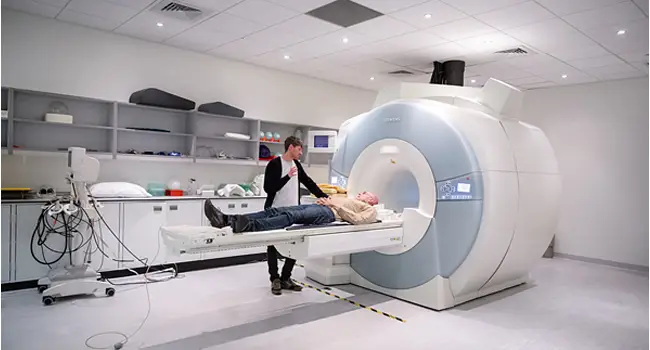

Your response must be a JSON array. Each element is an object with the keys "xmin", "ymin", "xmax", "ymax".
[
  {"xmin": 198, "ymin": 102, "xmax": 244, "ymax": 118},
  {"xmin": 90, "ymin": 182, "xmax": 152, "ymax": 198},
  {"xmin": 129, "ymin": 88, "xmax": 196, "ymax": 110}
]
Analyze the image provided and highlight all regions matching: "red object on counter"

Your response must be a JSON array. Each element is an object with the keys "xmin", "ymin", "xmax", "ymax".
[{"xmin": 165, "ymin": 189, "xmax": 184, "ymax": 196}]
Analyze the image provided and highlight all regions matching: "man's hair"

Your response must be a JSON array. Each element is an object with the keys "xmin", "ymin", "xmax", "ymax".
[
  {"xmin": 284, "ymin": 136, "xmax": 303, "ymax": 152},
  {"xmin": 367, "ymin": 193, "xmax": 379, "ymax": 206}
]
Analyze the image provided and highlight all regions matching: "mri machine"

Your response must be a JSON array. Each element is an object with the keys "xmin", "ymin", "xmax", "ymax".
[{"xmin": 161, "ymin": 78, "xmax": 561, "ymax": 310}]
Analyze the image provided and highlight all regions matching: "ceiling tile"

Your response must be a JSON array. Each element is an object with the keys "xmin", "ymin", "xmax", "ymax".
[
  {"xmin": 3, "ymin": 0, "xmax": 62, "ymax": 18},
  {"xmin": 441, "ymin": 0, "xmax": 527, "ymax": 15},
  {"xmin": 521, "ymin": 57, "xmax": 576, "ymax": 75},
  {"xmin": 567, "ymin": 55, "xmax": 626, "ymax": 69},
  {"xmin": 476, "ymin": 1, "xmax": 556, "ymax": 30},
  {"xmin": 503, "ymin": 18, "xmax": 597, "ymax": 51},
  {"xmin": 270, "ymin": 15, "xmax": 341, "ymax": 40},
  {"xmin": 562, "ymin": 1, "xmax": 646, "ymax": 31},
  {"xmin": 165, "ymin": 27, "xmax": 240, "ymax": 52},
  {"xmin": 545, "ymin": 44, "xmax": 611, "ymax": 61},
  {"xmin": 581, "ymin": 18, "xmax": 648, "ymax": 54},
  {"xmin": 534, "ymin": 0, "xmax": 627, "ymax": 16},
  {"xmin": 505, "ymin": 75, "xmax": 548, "ymax": 85},
  {"xmin": 630, "ymin": 62, "xmax": 649, "ymax": 73},
  {"xmin": 378, "ymin": 30, "xmax": 448, "ymax": 51},
  {"xmin": 382, "ymin": 41, "xmax": 471, "ymax": 66},
  {"xmin": 618, "ymin": 51, "xmax": 649, "ymax": 63},
  {"xmin": 353, "ymin": 0, "xmax": 429, "ymax": 13},
  {"xmin": 345, "ymin": 59, "xmax": 408, "ymax": 75},
  {"xmin": 208, "ymin": 38, "xmax": 275, "ymax": 59},
  {"xmin": 470, "ymin": 61, "xmax": 533, "ymax": 80},
  {"xmin": 348, "ymin": 15, "xmax": 417, "ymax": 41},
  {"xmin": 265, "ymin": 0, "xmax": 336, "ymax": 12},
  {"xmin": 34, "ymin": 0, "xmax": 69, "ymax": 6},
  {"xmin": 318, "ymin": 49, "xmax": 378, "ymax": 65},
  {"xmin": 282, "ymin": 57, "xmax": 341, "ymax": 74},
  {"xmin": 426, "ymin": 18, "xmax": 496, "ymax": 41},
  {"xmin": 225, "ymin": 0, "xmax": 300, "ymax": 26},
  {"xmin": 101, "ymin": 0, "xmax": 154, "ymax": 11},
  {"xmin": 279, "ymin": 29, "xmax": 375, "ymax": 61},
  {"xmin": 114, "ymin": 12, "xmax": 194, "ymax": 42},
  {"xmin": 390, "ymin": 1, "xmax": 467, "ymax": 29},
  {"xmin": 593, "ymin": 69, "xmax": 648, "ymax": 80},
  {"xmin": 199, "ymin": 13, "xmax": 267, "ymax": 36},
  {"xmin": 66, "ymin": 0, "xmax": 137, "ymax": 23},
  {"xmin": 536, "ymin": 68, "xmax": 598, "ymax": 84},
  {"xmin": 633, "ymin": 0, "xmax": 648, "ymax": 15},
  {"xmin": 454, "ymin": 32, "xmax": 523, "ymax": 54},
  {"xmin": 581, "ymin": 62, "xmax": 641, "ymax": 78},
  {"xmin": 504, "ymin": 53, "xmax": 561, "ymax": 69},
  {"xmin": 519, "ymin": 81, "xmax": 557, "ymax": 89},
  {"xmin": 57, "ymin": 9, "xmax": 124, "ymax": 31},
  {"xmin": 183, "ymin": 0, "xmax": 246, "ymax": 12},
  {"xmin": 243, "ymin": 25, "xmax": 306, "ymax": 51}
]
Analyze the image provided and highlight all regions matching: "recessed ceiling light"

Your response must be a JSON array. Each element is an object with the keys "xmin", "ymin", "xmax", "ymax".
[
  {"xmin": 283, "ymin": 55, "xmax": 291, "ymax": 60},
  {"xmin": 471, "ymin": 79, "xmax": 476, "ymax": 83},
  {"xmin": 342, "ymin": 37, "xmax": 349, "ymax": 43},
  {"xmin": 424, "ymin": 14, "xmax": 432, "ymax": 19},
  {"xmin": 370, "ymin": 76, "xmax": 375, "ymax": 81},
  {"xmin": 617, "ymin": 29, "xmax": 626, "ymax": 35},
  {"xmin": 561, "ymin": 74, "xmax": 568, "ymax": 79},
  {"xmin": 156, "ymin": 22, "xmax": 164, "ymax": 27},
  {"xmin": 484, "ymin": 40, "xmax": 493, "ymax": 44}
]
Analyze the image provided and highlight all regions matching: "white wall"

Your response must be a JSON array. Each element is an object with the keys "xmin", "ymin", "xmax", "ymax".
[
  {"xmin": 522, "ymin": 77, "xmax": 649, "ymax": 267},
  {"xmin": 1, "ymin": 10, "xmax": 373, "ymax": 191}
]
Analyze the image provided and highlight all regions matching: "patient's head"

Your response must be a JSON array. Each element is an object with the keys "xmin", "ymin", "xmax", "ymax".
[{"xmin": 356, "ymin": 191, "xmax": 379, "ymax": 206}]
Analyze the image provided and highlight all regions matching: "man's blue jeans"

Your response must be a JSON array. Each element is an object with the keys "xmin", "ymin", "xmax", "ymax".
[{"xmin": 245, "ymin": 204, "xmax": 336, "ymax": 232}]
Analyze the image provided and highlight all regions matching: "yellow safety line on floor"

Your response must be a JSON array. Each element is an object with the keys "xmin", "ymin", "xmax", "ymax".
[{"xmin": 290, "ymin": 278, "xmax": 406, "ymax": 323}]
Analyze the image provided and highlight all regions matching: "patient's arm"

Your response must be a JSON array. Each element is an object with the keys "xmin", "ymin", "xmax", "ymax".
[{"xmin": 333, "ymin": 203, "xmax": 377, "ymax": 225}]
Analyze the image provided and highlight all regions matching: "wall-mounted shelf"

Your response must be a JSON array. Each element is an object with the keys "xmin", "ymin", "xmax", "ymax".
[{"xmin": 1, "ymin": 86, "xmax": 338, "ymax": 167}]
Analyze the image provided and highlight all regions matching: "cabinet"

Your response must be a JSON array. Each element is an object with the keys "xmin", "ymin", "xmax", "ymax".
[
  {"xmin": 164, "ymin": 201, "xmax": 202, "ymax": 264},
  {"xmin": 122, "ymin": 200, "xmax": 204, "ymax": 268},
  {"xmin": 15, "ymin": 204, "xmax": 68, "ymax": 281},
  {"xmin": 122, "ymin": 202, "xmax": 168, "ymax": 268},
  {"xmin": 88, "ymin": 203, "xmax": 121, "ymax": 272},
  {"xmin": 2, "ymin": 205, "xmax": 12, "ymax": 282}
]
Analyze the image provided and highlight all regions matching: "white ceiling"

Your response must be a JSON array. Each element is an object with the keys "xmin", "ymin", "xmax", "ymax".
[{"xmin": 3, "ymin": 0, "xmax": 649, "ymax": 91}]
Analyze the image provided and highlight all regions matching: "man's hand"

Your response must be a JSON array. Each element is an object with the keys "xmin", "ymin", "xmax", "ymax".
[
  {"xmin": 288, "ymin": 166, "xmax": 298, "ymax": 177},
  {"xmin": 316, "ymin": 197, "xmax": 335, "ymax": 207}
]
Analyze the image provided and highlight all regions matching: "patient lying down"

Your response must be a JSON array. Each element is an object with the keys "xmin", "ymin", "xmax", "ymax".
[{"xmin": 204, "ymin": 192, "xmax": 379, "ymax": 234}]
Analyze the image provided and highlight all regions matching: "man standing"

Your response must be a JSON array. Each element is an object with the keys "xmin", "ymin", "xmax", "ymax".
[{"xmin": 263, "ymin": 136, "xmax": 328, "ymax": 295}]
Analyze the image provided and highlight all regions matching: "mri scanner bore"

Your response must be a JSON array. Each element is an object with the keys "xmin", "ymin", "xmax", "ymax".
[{"xmin": 162, "ymin": 78, "xmax": 561, "ymax": 311}]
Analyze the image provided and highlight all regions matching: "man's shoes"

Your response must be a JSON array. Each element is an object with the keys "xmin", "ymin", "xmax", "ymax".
[
  {"xmin": 271, "ymin": 279, "xmax": 282, "ymax": 295},
  {"xmin": 231, "ymin": 215, "xmax": 251, "ymax": 234},
  {"xmin": 281, "ymin": 279, "xmax": 303, "ymax": 292},
  {"xmin": 204, "ymin": 199, "xmax": 228, "ymax": 228}
]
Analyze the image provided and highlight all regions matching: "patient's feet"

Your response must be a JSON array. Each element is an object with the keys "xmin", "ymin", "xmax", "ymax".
[
  {"xmin": 204, "ymin": 199, "xmax": 228, "ymax": 228},
  {"xmin": 231, "ymin": 215, "xmax": 252, "ymax": 234}
]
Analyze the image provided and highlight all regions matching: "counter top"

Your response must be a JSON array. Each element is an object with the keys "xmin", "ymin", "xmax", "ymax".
[{"xmin": 1, "ymin": 195, "xmax": 267, "ymax": 204}]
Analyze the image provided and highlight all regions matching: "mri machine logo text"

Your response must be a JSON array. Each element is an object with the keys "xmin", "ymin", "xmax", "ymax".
[{"xmin": 383, "ymin": 116, "xmax": 401, "ymax": 123}]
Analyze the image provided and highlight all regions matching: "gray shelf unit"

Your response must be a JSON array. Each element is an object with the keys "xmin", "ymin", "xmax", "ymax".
[{"xmin": 1, "ymin": 87, "xmax": 338, "ymax": 167}]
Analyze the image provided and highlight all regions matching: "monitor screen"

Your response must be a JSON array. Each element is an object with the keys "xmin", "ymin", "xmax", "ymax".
[
  {"xmin": 457, "ymin": 183, "xmax": 471, "ymax": 193},
  {"xmin": 314, "ymin": 135, "xmax": 329, "ymax": 148}
]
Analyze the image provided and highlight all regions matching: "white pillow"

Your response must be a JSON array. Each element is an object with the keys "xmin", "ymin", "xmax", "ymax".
[{"xmin": 89, "ymin": 182, "xmax": 152, "ymax": 198}]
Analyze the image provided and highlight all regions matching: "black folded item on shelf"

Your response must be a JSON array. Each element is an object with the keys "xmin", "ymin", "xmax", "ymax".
[
  {"xmin": 129, "ymin": 88, "xmax": 196, "ymax": 110},
  {"xmin": 198, "ymin": 102, "xmax": 245, "ymax": 118}
]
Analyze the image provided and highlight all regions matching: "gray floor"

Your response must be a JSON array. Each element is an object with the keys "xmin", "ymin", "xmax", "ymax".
[{"xmin": 1, "ymin": 257, "xmax": 648, "ymax": 350}]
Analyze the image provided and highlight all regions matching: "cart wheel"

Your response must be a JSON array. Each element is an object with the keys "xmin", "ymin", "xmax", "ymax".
[
  {"xmin": 37, "ymin": 285, "xmax": 48, "ymax": 293},
  {"xmin": 42, "ymin": 296, "xmax": 55, "ymax": 306},
  {"xmin": 106, "ymin": 288, "xmax": 115, "ymax": 297}
]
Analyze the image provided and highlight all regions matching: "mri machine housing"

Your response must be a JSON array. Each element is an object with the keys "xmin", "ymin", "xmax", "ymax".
[{"xmin": 302, "ymin": 78, "xmax": 561, "ymax": 310}]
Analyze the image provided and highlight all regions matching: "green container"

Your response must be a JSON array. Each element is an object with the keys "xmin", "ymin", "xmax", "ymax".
[{"xmin": 147, "ymin": 183, "xmax": 166, "ymax": 196}]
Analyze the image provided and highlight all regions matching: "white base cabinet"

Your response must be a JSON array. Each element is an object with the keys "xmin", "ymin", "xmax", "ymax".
[{"xmin": 2, "ymin": 198, "xmax": 266, "ymax": 284}]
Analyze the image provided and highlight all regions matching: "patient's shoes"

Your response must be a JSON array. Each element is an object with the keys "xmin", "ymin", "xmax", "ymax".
[
  {"xmin": 204, "ymin": 199, "xmax": 228, "ymax": 228},
  {"xmin": 231, "ymin": 215, "xmax": 252, "ymax": 234}
]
